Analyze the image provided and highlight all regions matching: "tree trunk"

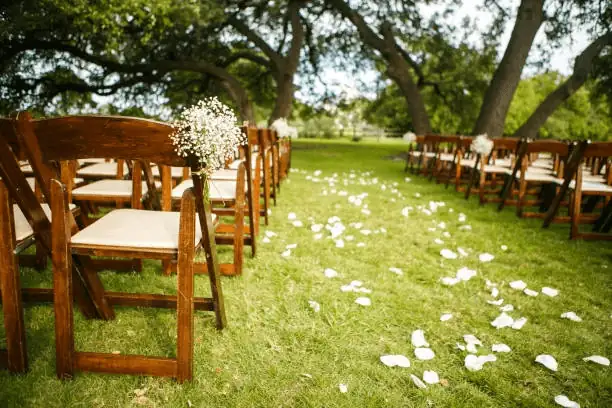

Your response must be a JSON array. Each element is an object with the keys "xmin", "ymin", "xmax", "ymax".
[
  {"xmin": 514, "ymin": 32, "xmax": 612, "ymax": 139},
  {"xmin": 220, "ymin": 80, "xmax": 255, "ymax": 124},
  {"xmin": 387, "ymin": 54, "xmax": 431, "ymax": 134},
  {"xmin": 473, "ymin": 0, "xmax": 544, "ymax": 136},
  {"xmin": 269, "ymin": 72, "xmax": 295, "ymax": 123}
]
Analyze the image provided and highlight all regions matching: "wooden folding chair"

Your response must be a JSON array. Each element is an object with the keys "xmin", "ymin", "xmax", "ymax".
[
  {"xmin": 404, "ymin": 135, "xmax": 424, "ymax": 173},
  {"xmin": 543, "ymin": 141, "xmax": 612, "ymax": 239},
  {"xmin": 465, "ymin": 138, "xmax": 519, "ymax": 204},
  {"xmin": 498, "ymin": 140, "xmax": 569, "ymax": 218},
  {"xmin": 433, "ymin": 135, "xmax": 463, "ymax": 184},
  {"xmin": 14, "ymin": 112, "xmax": 226, "ymax": 382}
]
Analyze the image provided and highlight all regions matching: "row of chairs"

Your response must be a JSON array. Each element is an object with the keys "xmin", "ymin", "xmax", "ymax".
[
  {"xmin": 0, "ymin": 113, "xmax": 291, "ymax": 382},
  {"xmin": 405, "ymin": 134, "xmax": 612, "ymax": 240}
]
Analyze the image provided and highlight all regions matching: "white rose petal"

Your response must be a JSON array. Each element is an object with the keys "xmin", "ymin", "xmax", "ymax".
[
  {"xmin": 440, "ymin": 249, "xmax": 458, "ymax": 259},
  {"xmin": 286, "ymin": 243, "xmax": 297, "ymax": 249},
  {"xmin": 479, "ymin": 253, "xmax": 495, "ymax": 263},
  {"xmin": 308, "ymin": 300, "xmax": 320, "ymax": 313},
  {"xmin": 511, "ymin": 317, "xmax": 527, "ymax": 330},
  {"xmin": 292, "ymin": 220, "xmax": 304, "ymax": 227},
  {"xmin": 441, "ymin": 277, "xmax": 460, "ymax": 286},
  {"xmin": 500, "ymin": 304, "xmax": 514, "ymax": 312},
  {"xmin": 509, "ymin": 280, "xmax": 527, "ymax": 290},
  {"xmin": 464, "ymin": 354, "xmax": 483, "ymax": 371},
  {"xmin": 355, "ymin": 297, "xmax": 371, "ymax": 306},
  {"xmin": 411, "ymin": 329, "xmax": 429, "ymax": 348},
  {"xmin": 434, "ymin": 238, "xmax": 444, "ymax": 245},
  {"xmin": 456, "ymin": 267, "xmax": 477, "ymax": 281},
  {"xmin": 313, "ymin": 233, "xmax": 323, "ymax": 240},
  {"xmin": 492, "ymin": 344, "xmax": 511, "ymax": 353},
  {"xmin": 288, "ymin": 212, "xmax": 297, "ymax": 220},
  {"xmin": 583, "ymin": 355, "xmax": 610, "ymax": 366},
  {"xmin": 356, "ymin": 242, "xmax": 366, "ymax": 247},
  {"xmin": 535, "ymin": 354, "xmax": 558, "ymax": 371},
  {"xmin": 561, "ymin": 312, "xmax": 582, "ymax": 322},
  {"xmin": 463, "ymin": 334, "xmax": 482, "ymax": 346},
  {"xmin": 265, "ymin": 231, "xmax": 277, "ymax": 238},
  {"xmin": 410, "ymin": 374, "xmax": 427, "ymax": 389},
  {"xmin": 491, "ymin": 312, "xmax": 514, "ymax": 329},
  {"xmin": 524, "ymin": 288, "xmax": 539, "ymax": 297},
  {"xmin": 311, "ymin": 224, "xmax": 323, "ymax": 232},
  {"xmin": 262, "ymin": 236, "xmax": 271, "ymax": 243},
  {"xmin": 542, "ymin": 287, "xmax": 559, "ymax": 297},
  {"xmin": 457, "ymin": 247, "xmax": 469, "ymax": 257},
  {"xmin": 554, "ymin": 395, "xmax": 580, "ymax": 408},
  {"xmin": 459, "ymin": 225, "xmax": 472, "ymax": 231},
  {"xmin": 487, "ymin": 299, "xmax": 504, "ymax": 306},
  {"xmin": 500, "ymin": 245, "xmax": 508, "ymax": 251},
  {"xmin": 389, "ymin": 267, "xmax": 403, "ymax": 276},
  {"xmin": 324, "ymin": 268, "xmax": 338, "ymax": 278},
  {"xmin": 335, "ymin": 239, "xmax": 345, "ymax": 248},
  {"xmin": 281, "ymin": 249, "xmax": 291, "ymax": 257},
  {"xmin": 440, "ymin": 313, "xmax": 453, "ymax": 322},
  {"xmin": 338, "ymin": 383, "xmax": 348, "ymax": 393},
  {"xmin": 380, "ymin": 354, "xmax": 410, "ymax": 368},
  {"xmin": 414, "ymin": 348, "xmax": 435, "ymax": 361},
  {"xmin": 422, "ymin": 370, "xmax": 439, "ymax": 385}
]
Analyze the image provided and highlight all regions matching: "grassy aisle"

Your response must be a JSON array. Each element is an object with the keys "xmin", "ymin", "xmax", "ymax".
[{"xmin": 1, "ymin": 139, "xmax": 610, "ymax": 407}]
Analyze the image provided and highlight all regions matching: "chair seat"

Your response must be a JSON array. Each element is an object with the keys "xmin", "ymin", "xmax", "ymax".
[
  {"xmin": 483, "ymin": 165, "xmax": 510, "ymax": 173},
  {"xmin": 26, "ymin": 177, "xmax": 35, "ymax": 190},
  {"xmin": 77, "ymin": 162, "xmax": 128, "ymax": 178},
  {"xmin": 553, "ymin": 179, "xmax": 612, "ymax": 193},
  {"xmin": 14, "ymin": 203, "xmax": 76, "ymax": 242},
  {"xmin": 77, "ymin": 158, "xmax": 109, "ymax": 166},
  {"xmin": 439, "ymin": 153, "xmax": 455, "ymax": 162},
  {"xmin": 72, "ymin": 180, "xmax": 160, "ymax": 199},
  {"xmin": 211, "ymin": 169, "xmax": 238, "ymax": 180},
  {"xmin": 151, "ymin": 166, "xmax": 189, "ymax": 179},
  {"xmin": 504, "ymin": 169, "xmax": 561, "ymax": 182},
  {"xmin": 71, "ymin": 209, "xmax": 208, "ymax": 250},
  {"xmin": 460, "ymin": 159, "xmax": 476, "ymax": 168},
  {"xmin": 20, "ymin": 164, "xmax": 34, "ymax": 176},
  {"xmin": 172, "ymin": 180, "xmax": 237, "ymax": 201},
  {"xmin": 410, "ymin": 152, "xmax": 436, "ymax": 158}
]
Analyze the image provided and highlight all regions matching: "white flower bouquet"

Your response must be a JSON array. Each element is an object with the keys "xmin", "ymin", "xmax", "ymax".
[
  {"xmin": 271, "ymin": 118, "xmax": 299, "ymax": 139},
  {"xmin": 403, "ymin": 132, "xmax": 416, "ymax": 143},
  {"xmin": 170, "ymin": 97, "xmax": 246, "ymax": 175},
  {"xmin": 471, "ymin": 134, "xmax": 494, "ymax": 156}
]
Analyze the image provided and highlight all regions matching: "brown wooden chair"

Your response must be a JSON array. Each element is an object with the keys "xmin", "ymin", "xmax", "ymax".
[
  {"xmin": 14, "ymin": 112, "xmax": 226, "ymax": 382},
  {"xmin": 543, "ymin": 141, "xmax": 612, "ymax": 239},
  {"xmin": 465, "ymin": 138, "xmax": 519, "ymax": 204},
  {"xmin": 498, "ymin": 139, "xmax": 569, "ymax": 218},
  {"xmin": 405, "ymin": 135, "xmax": 425, "ymax": 174}
]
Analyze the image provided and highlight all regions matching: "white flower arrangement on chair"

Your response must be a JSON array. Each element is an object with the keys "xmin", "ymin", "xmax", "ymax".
[
  {"xmin": 170, "ymin": 97, "xmax": 246, "ymax": 176},
  {"xmin": 403, "ymin": 132, "xmax": 416, "ymax": 143},
  {"xmin": 471, "ymin": 133, "xmax": 494, "ymax": 156},
  {"xmin": 271, "ymin": 118, "xmax": 299, "ymax": 139}
]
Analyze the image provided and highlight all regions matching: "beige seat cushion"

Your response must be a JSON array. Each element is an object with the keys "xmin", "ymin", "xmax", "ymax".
[
  {"xmin": 151, "ymin": 166, "xmax": 189, "ymax": 179},
  {"xmin": 504, "ymin": 169, "xmax": 561, "ymax": 182},
  {"xmin": 553, "ymin": 179, "xmax": 612, "ymax": 193},
  {"xmin": 71, "ymin": 209, "xmax": 209, "ymax": 250},
  {"xmin": 78, "ymin": 158, "xmax": 109, "ymax": 166},
  {"xmin": 77, "ymin": 162, "xmax": 128, "ymax": 178},
  {"xmin": 483, "ymin": 165, "xmax": 511, "ymax": 173},
  {"xmin": 460, "ymin": 159, "xmax": 476, "ymax": 168},
  {"xmin": 172, "ymin": 180, "xmax": 237, "ymax": 201},
  {"xmin": 14, "ymin": 203, "xmax": 76, "ymax": 242},
  {"xmin": 439, "ymin": 153, "xmax": 455, "ymax": 162},
  {"xmin": 211, "ymin": 169, "xmax": 238, "ymax": 180},
  {"xmin": 72, "ymin": 180, "xmax": 159, "ymax": 198}
]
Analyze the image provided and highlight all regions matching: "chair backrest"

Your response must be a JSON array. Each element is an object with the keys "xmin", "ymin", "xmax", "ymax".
[
  {"xmin": 524, "ymin": 139, "xmax": 569, "ymax": 156},
  {"xmin": 492, "ymin": 137, "xmax": 519, "ymax": 152}
]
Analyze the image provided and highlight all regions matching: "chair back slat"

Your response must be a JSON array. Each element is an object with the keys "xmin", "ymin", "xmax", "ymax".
[
  {"xmin": 583, "ymin": 141, "xmax": 612, "ymax": 158},
  {"xmin": 525, "ymin": 139, "xmax": 569, "ymax": 156},
  {"xmin": 15, "ymin": 113, "xmax": 191, "ymax": 168}
]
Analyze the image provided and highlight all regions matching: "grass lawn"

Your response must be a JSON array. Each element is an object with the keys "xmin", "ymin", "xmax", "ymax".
[{"xmin": 1, "ymin": 138, "xmax": 611, "ymax": 407}]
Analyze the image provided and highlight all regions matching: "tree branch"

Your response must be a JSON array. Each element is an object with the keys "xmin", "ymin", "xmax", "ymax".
[{"xmin": 227, "ymin": 15, "xmax": 283, "ymax": 68}]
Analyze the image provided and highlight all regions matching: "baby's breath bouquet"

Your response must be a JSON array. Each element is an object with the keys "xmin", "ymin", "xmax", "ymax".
[
  {"xmin": 471, "ymin": 133, "xmax": 494, "ymax": 156},
  {"xmin": 271, "ymin": 118, "xmax": 298, "ymax": 139},
  {"xmin": 170, "ymin": 97, "xmax": 246, "ymax": 176}
]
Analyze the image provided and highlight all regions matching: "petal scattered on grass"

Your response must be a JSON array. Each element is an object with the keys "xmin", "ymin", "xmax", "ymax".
[
  {"xmin": 441, "ymin": 277, "xmax": 460, "ymax": 286},
  {"xmin": 487, "ymin": 299, "xmax": 504, "ymax": 306},
  {"xmin": 380, "ymin": 355, "xmax": 410, "ymax": 368},
  {"xmin": 434, "ymin": 238, "xmax": 444, "ymax": 245},
  {"xmin": 389, "ymin": 267, "xmax": 403, "ymax": 276},
  {"xmin": 456, "ymin": 267, "xmax": 477, "ymax": 281},
  {"xmin": 335, "ymin": 239, "xmax": 345, "ymax": 248},
  {"xmin": 492, "ymin": 344, "xmax": 511, "ymax": 353},
  {"xmin": 464, "ymin": 355, "xmax": 496, "ymax": 371},
  {"xmin": 440, "ymin": 313, "xmax": 453, "ymax": 322},
  {"xmin": 535, "ymin": 354, "xmax": 558, "ymax": 371},
  {"xmin": 281, "ymin": 249, "xmax": 291, "ymax": 257},
  {"xmin": 262, "ymin": 236, "xmax": 271, "ymax": 244},
  {"xmin": 311, "ymin": 224, "xmax": 323, "ymax": 232},
  {"xmin": 412, "ymin": 330, "xmax": 430, "ymax": 347},
  {"xmin": 355, "ymin": 297, "xmax": 371, "ymax": 306},
  {"xmin": 510, "ymin": 280, "xmax": 527, "ymax": 290},
  {"xmin": 542, "ymin": 287, "xmax": 559, "ymax": 297},
  {"xmin": 524, "ymin": 288, "xmax": 539, "ymax": 297},
  {"xmin": 583, "ymin": 355, "xmax": 610, "ymax": 366},
  {"xmin": 324, "ymin": 268, "xmax": 338, "ymax": 278},
  {"xmin": 491, "ymin": 287, "xmax": 499, "ymax": 298},
  {"xmin": 491, "ymin": 312, "xmax": 514, "ymax": 329},
  {"xmin": 561, "ymin": 312, "xmax": 582, "ymax": 322},
  {"xmin": 479, "ymin": 253, "xmax": 495, "ymax": 262},
  {"xmin": 500, "ymin": 304, "xmax": 514, "ymax": 312},
  {"xmin": 286, "ymin": 243, "xmax": 298, "ymax": 249},
  {"xmin": 440, "ymin": 249, "xmax": 458, "ymax": 259},
  {"xmin": 292, "ymin": 220, "xmax": 304, "ymax": 227},
  {"xmin": 288, "ymin": 212, "xmax": 297, "ymax": 220},
  {"xmin": 414, "ymin": 348, "xmax": 435, "ymax": 361},
  {"xmin": 338, "ymin": 384, "xmax": 348, "ymax": 393},
  {"xmin": 308, "ymin": 300, "xmax": 320, "ymax": 313},
  {"xmin": 554, "ymin": 395, "xmax": 580, "ymax": 408},
  {"xmin": 501, "ymin": 245, "xmax": 508, "ymax": 251},
  {"xmin": 512, "ymin": 317, "xmax": 527, "ymax": 330},
  {"xmin": 410, "ymin": 374, "xmax": 427, "ymax": 389},
  {"xmin": 313, "ymin": 233, "xmax": 323, "ymax": 240},
  {"xmin": 423, "ymin": 370, "xmax": 440, "ymax": 385},
  {"xmin": 265, "ymin": 231, "xmax": 277, "ymax": 238}
]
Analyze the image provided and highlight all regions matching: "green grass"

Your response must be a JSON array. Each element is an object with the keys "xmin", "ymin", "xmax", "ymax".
[{"xmin": 1, "ymin": 139, "xmax": 611, "ymax": 407}]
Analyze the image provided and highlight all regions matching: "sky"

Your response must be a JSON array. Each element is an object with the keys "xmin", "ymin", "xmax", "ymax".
[{"xmin": 295, "ymin": 0, "xmax": 593, "ymax": 104}]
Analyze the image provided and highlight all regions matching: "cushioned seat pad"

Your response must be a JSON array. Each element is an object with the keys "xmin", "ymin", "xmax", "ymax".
[
  {"xmin": 14, "ymin": 203, "xmax": 76, "ymax": 242},
  {"xmin": 77, "ymin": 162, "xmax": 128, "ymax": 178},
  {"xmin": 71, "ymin": 209, "xmax": 209, "ymax": 250},
  {"xmin": 72, "ymin": 180, "xmax": 159, "ymax": 198}
]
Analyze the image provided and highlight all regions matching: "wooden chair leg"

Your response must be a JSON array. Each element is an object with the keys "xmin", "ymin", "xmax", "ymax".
[
  {"xmin": 50, "ymin": 180, "xmax": 75, "ymax": 379},
  {"xmin": 176, "ymin": 188, "xmax": 196, "ymax": 383},
  {"xmin": 0, "ymin": 182, "xmax": 28, "ymax": 373},
  {"xmin": 262, "ymin": 153, "xmax": 270, "ymax": 226},
  {"xmin": 517, "ymin": 179, "xmax": 527, "ymax": 217}
]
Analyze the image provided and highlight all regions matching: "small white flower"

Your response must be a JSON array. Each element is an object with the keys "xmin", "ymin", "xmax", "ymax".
[{"xmin": 471, "ymin": 134, "xmax": 494, "ymax": 156}]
